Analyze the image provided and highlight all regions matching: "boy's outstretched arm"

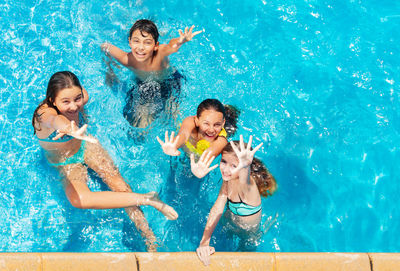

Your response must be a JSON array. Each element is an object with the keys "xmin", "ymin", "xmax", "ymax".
[
  {"xmin": 101, "ymin": 42, "xmax": 130, "ymax": 67},
  {"xmin": 160, "ymin": 25, "xmax": 203, "ymax": 56}
]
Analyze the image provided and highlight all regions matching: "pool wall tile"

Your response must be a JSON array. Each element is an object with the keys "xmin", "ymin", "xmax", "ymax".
[
  {"xmin": 369, "ymin": 253, "xmax": 400, "ymax": 271},
  {"xmin": 4, "ymin": 252, "xmax": 400, "ymax": 270},
  {"xmin": 0, "ymin": 253, "xmax": 41, "ymax": 271},
  {"xmin": 275, "ymin": 253, "xmax": 371, "ymax": 271},
  {"xmin": 135, "ymin": 252, "xmax": 274, "ymax": 271},
  {"xmin": 41, "ymin": 253, "xmax": 138, "ymax": 271}
]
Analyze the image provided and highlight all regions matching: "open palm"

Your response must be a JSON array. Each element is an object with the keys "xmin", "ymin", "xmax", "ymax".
[
  {"xmin": 157, "ymin": 131, "xmax": 181, "ymax": 156},
  {"xmin": 231, "ymin": 135, "xmax": 263, "ymax": 175},
  {"xmin": 190, "ymin": 150, "xmax": 218, "ymax": 178}
]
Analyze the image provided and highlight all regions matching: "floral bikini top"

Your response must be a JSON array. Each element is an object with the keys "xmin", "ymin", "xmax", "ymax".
[{"xmin": 184, "ymin": 128, "xmax": 227, "ymax": 156}]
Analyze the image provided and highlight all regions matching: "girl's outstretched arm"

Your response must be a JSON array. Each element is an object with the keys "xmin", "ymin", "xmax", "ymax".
[
  {"xmin": 196, "ymin": 181, "xmax": 228, "ymax": 266},
  {"xmin": 157, "ymin": 116, "xmax": 195, "ymax": 156},
  {"xmin": 38, "ymin": 107, "xmax": 97, "ymax": 143},
  {"xmin": 207, "ymin": 136, "xmax": 228, "ymax": 157}
]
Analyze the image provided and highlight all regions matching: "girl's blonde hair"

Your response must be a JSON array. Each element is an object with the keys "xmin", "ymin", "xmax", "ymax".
[{"xmin": 222, "ymin": 141, "xmax": 277, "ymax": 197}]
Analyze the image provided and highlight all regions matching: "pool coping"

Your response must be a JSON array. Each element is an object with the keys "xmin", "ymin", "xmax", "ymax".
[{"xmin": 0, "ymin": 252, "xmax": 398, "ymax": 270}]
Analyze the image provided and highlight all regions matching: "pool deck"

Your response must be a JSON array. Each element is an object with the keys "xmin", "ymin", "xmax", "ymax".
[{"xmin": 0, "ymin": 252, "xmax": 399, "ymax": 270}]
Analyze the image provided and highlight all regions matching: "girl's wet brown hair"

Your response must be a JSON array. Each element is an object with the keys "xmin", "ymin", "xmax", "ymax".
[
  {"xmin": 222, "ymin": 141, "xmax": 277, "ymax": 197},
  {"xmin": 32, "ymin": 71, "xmax": 82, "ymax": 133}
]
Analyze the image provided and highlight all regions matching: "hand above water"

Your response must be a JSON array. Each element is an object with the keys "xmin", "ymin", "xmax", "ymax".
[
  {"xmin": 190, "ymin": 150, "xmax": 219, "ymax": 178},
  {"xmin": 231, "ymin": 135, "xmax": 263, "ymax": 175},
  {"xmin": 53, "ymin": 121, "xmax": 98, "ymax": 144},
  {"xmin": 174, "ymin": 25, "xmax": 203, "ymax": 47},
  {"xmin": 156, "ymin": 131, "xmax": 181, "ymax": 156}
]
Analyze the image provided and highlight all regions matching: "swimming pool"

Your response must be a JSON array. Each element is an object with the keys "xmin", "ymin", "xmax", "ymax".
[{"xmin": 1, "ymin": 0, "xmax": 399, "ymax": 253}]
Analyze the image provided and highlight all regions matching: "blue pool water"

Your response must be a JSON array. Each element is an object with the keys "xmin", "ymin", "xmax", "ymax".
[{"xmin": 1, "ymin": 0, "xmax": 400, "ymax": 252}]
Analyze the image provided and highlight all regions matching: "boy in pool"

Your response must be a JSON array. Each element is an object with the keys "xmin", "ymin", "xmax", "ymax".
[{"xmin": 101, "ymin": 19, "xmax": 203, "ymax": 128}]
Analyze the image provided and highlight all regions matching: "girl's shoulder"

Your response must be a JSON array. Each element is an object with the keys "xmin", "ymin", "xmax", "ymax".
[
  {"xmin": 181, "ymin": 116, "xmax": 196, "ymax": 130},
  {"xmin": 37, "ymin": 104, "xmax": 57, "ymax": 116},
  {"xmin": 36, "ymin": 104, "xmax": 58, "ymax": 125}
]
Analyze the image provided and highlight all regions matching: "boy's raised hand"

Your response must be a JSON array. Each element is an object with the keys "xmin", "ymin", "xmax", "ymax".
[
  {"xmin": 157, "ymin": 131, "xmax": 181, "ymax": 156},
  {"xmin": 190, "ymin": 150, "xmax": 218, "ymax": 178},
  {"xmin": 174, "ymin": 25, "xmax": 203, "ymax": 47},
  {"xmin": 231, "ymin": 135, "xmax": 263, "ymax": 175}
]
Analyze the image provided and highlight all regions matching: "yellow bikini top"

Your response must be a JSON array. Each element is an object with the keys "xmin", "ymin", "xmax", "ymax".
[{"xmin": 184, "ymin": 128, "xmax": 227, "ymax": 156}]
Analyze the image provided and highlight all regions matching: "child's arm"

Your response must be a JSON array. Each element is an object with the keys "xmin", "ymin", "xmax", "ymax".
[
  {"xmin": 38, "ymin": 107, "xmax": 97, "ymax": 143},
  {"xmin": 196, "ymin": 181, "xmax": 228, "ymax": 266},
  {"xmin": 158, "ymin": 26, "xmax": 203, "ymax": 57},
  {"xmin": 156, "ymin": 116, "xmax": 195, "ymax": 156},
  {"xmin": 101, "ymin": 42, "xmax": 130, "ymax": 67},
  {"xmin": 207, "ymin": 136, "xmax": 228, "ymax": 157}
]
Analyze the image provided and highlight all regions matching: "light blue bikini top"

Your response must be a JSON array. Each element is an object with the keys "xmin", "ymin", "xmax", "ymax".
[
  {"xmin": 227, "ymin": 195, "xmax": 262, "ymax": 217},
  {"xmin": 37, "ymin": 112, "xmax": 85, "ymax": 143}
]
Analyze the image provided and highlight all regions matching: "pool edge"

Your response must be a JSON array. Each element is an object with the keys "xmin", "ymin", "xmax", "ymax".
[{"xmin": 0, "ymin": 252, "xmax": 399, "ymax": 270}]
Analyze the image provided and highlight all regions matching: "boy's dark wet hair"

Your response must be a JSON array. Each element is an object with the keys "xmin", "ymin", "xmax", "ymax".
[
  {"xmin": 129, "ymin": 19, "xmax": 159, "ymax": 43},
  {"xmin": 32, "ymin": 71, "xmax": 83, "ymax": 133},
  {"xmin": 196, "ymin": 98, "xmax": 240, "ymax": 137}
]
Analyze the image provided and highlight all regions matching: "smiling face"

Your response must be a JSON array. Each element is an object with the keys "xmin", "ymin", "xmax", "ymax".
[
  {"xmin": 129, "ymin": 29, "xmax": 159, "ymax": 63},
  {"xmin": 52, "ymin": 86, "xmax": 84, "ymax": 119},
  {"xmin": 195, "ymin": 109, "xmax": 225, "ymax": 142},
  {"xmin": 220, "ymin": 151, "xmax": 239, "ymax": 181}
]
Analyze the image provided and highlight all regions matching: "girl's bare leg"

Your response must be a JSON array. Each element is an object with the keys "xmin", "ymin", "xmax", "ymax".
[{"xmin": 82, "ymin": 142, "xmax": 177, "ymax": 250}]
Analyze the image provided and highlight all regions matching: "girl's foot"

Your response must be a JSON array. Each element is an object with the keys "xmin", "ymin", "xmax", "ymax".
[
  {"xmin": 146, "ymin": 192, "xmax": 178, "ymax": 220},
  {"xmin": 145, "ymin": 235, "xmax": 158, "ymax": 252}
]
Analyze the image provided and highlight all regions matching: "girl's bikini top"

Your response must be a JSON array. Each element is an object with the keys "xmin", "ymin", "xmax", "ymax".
[
  {"xmin": 36, "ymin": 113, "xmax": 85, "ymax": 143},
  {"xmin": 227, "ymin": 194, "xmax": 262, "ymax": 217},
  {"xmin": 184, "ymin": 128, "xmax": 227, "ymax": 155}
]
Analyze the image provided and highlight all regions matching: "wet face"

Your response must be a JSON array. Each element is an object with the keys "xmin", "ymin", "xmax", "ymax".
[
  {"xmin": 220, "ymin": 151, "xmax": 239, "ymax": 181},
  {"xmin": 52, "ymin": 86, "xmax": 84, "ymax": 119},
  {"xmin": 129, "ymin": 30, "xmax": 158, "ymax": 63},
  {"xmin": 195, "ymin": 109, "xmax": 225, "ymax": 142}
]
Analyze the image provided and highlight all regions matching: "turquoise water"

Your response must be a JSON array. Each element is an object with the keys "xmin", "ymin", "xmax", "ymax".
[{"xmin": 1, "ymin": 0, "xmax": 400, "ymax": 252}]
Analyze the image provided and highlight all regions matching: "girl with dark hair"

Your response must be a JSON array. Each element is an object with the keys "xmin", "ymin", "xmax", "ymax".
[
  {"xmin": 32, "ymin": 71, "xmax": 178, "ymax": 251},
  {"xmin": 194, "ymin": 135, "xmax": 277, "ymax": 266},
  {"xmin": 157, "ymin": 98, "xmax": 240, "ymax": 178}
]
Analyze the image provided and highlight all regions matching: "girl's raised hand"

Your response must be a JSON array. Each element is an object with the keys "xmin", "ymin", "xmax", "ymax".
[
  {"xmin": 231, "ymin": 135, "xmax": 263, "ymax": 175},
  {"xmin": 157, "ymin": 131, "xmax": 181, "ymax": 156},
  {"xmin": 190, "ymin": 150, "xmax": 218, "ymax": 178},
  {"xmin": 53, "ymin": 121, "xmax": 98, "ymax": 144}
]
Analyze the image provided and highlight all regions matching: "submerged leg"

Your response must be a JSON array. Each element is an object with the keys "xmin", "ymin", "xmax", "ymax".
[{"xmin": 82, "ymin": 142, "xmax": 177, "ymax": 250}]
